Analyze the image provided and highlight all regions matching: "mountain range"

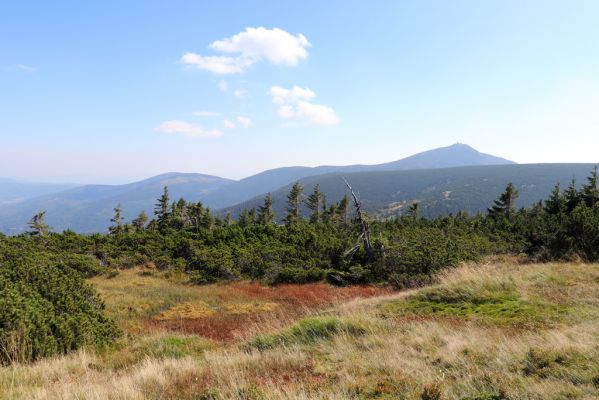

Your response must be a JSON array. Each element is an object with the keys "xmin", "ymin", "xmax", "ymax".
[
  {"xmin": 0, "ymin": 143, "xmax": 592, "ymax": 234},
  {"xmin": 0, "ymin": 178, "xmax": 77, "ymax": 207}
]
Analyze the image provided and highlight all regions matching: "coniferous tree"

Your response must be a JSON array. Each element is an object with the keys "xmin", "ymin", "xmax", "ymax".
[
  {"xmin": 27, "ymin": 211, "xmax": 50, "ymax": 236},
  {"xmin": 171, "ymin": 198, "xmax": 189, "ymax": 229},
  {"xmin": 581, "ymin": 166, "xmax": 599, "ymax": 207},
  {"xmin": 544, "ymin": 183, "xmax": 566, "ymax": 215},
  {"xmin": 238, "ymin": 209, "xmax": 255, "ymax": 227},
  {"xmin": 248, "ymin": 208, "xmax": 257, "ymax": 225},
  {"xmin": 224, "ymin": 213, "xmax": 233, "ymax": 226},
  {"xmin": 305, "ymin": 184, "xmax": 324, "ymax": 223},
  {"xmin": 336, "ymin": 195, "xmax": 350, "ymax": 224},
  {"xmin": 201, "ymin": 207, "xmax": 215, "ymax": 230},
  {"xmin": 154, "ymin": 186, "xmax": 171, "ymax": 230},
  {"xmin": 284, "ymin": 182, "xmax": 303, "ymax": 225},
  {"xmin": 109, "ymin": 204, "xmax": 124, "ymax": 234},
  {"xmin": 564, "ymin": 178, "xmax": 580, "ymax": 213},
  {"xmin": 488, "ymin": 183, "xmax": 519, "ymax": 219},
  {"xmin": 188, "ymin": 202, "xmax": 205, "ymax": 232},
  {"xmin": 257, "ymin": 193, "xmax": 275, "ymax": 225},
  {"xmin": 131, "ymin": 210, "xmax": 148, "ymax": 231}
]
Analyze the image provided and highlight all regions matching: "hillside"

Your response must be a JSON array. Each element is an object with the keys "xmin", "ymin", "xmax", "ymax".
[
  {"xmin": 0, "ymin": 173, "xmax": 232, "ymax": 234},
  {"xmin": 2, "ymin": 260, "xmax": 597, "ymax": 399},
  {"xmin": 0, "ymin": 143, "xmax": 516, "ymax": 234},
  {"xmin": 0, "ymin": 178, "xmax": 77, "ymax": 206},
  {"xmin": 200, "ymin": 143, "xmax": 515, "ymax": 208},
  {"xmin": 224, "ymin": 163, "xmax": 597, "ymax": 220}
]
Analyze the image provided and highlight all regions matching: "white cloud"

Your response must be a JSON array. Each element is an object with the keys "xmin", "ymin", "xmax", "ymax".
[
  {"xmin": 294, "ymin": 102, "xmax": 340, "ymax": 125},
  {"xmin": 210, "ymin": 27, "xmax": 310, "ymax": 66},
  {"xmin": 237, "ymin": 116, "xmax": 253, "ymax": 127},
  {"xmin": 180, "ymin": 53, "xmax": 248, "ymax": 75},
  {"xmin": 269, "ymin": 85, "xmax": 315, "ymax": 104},
  {"xmin": 223, "ymin": 119, "xmax": 236, "ymax": 129},
  {"xmin": 233, "ymin": 89, "xmax": 248, "ymax": 98},
  {"xmin": 269, "ymin": 85, "xmax": 339, "ymax": 126},
  {"xmin": 181, "ymin": 27, "xmax": 310, "ymax": 74},
  {"xmin": 193, "ymin": 111, "xmax": 221, "ymax": 117},
  {"xmin": 155, "ymin": 120, "xmax": 223, "ymax": 138},
  {"xmin": 15, "ymin": 64, "xmax": 35, "ymax": 72}
]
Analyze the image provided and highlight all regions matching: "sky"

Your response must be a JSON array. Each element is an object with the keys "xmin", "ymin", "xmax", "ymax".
[{"xmin": 1, "ymin": 0, "xmax": 599, "ymax": 184}]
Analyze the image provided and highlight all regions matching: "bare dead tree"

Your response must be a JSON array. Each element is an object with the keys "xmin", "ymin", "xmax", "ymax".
[{"xmin": 342, "ymin": 177, "xmax": 374, "ymax": 260}]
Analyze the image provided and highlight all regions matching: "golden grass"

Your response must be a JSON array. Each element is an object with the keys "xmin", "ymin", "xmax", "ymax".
[
  {"xmin": 1, "ymin": 262, "xmax": 598, "ymax": 399},
  {"xmin": 154, "ymin": 302, "xmax": 216, "ymax": 320}
]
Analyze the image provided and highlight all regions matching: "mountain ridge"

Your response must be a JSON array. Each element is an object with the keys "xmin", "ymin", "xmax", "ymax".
[
  {"xmin": 0, "ymin": 143, "xmax": 517, "ymax": 233},
  {"xmin": 223, "ymin": 163, "xmax": 597, "ymax": 221}
]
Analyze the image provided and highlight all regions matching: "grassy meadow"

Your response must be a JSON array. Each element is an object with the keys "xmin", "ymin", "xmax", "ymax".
[{"xmin": 1, "ymin": 260, "xmax": 598, "ymax": 399}]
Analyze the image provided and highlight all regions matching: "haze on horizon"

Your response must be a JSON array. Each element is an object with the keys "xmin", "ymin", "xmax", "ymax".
[{"xmin": 2, "ymin": 1, "xmax": 599, "ymax": 184}]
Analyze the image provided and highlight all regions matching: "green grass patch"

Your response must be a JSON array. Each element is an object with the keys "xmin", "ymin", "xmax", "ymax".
[
  {"xmin": 246, "ymin": 316, "xmax": 367, "ymax": 351},
  {"xmin": 384, "ymin": 280, "xmax": 570, "ymax": 326},
  {"xmin": 99, "ymin": 334, "xmax": 212, "ymax": 369}
]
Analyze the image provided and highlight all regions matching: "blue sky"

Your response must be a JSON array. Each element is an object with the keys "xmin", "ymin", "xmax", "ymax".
[{"xmin": 1, "ymin": 1, "xmax": 598, "ymax": 183}]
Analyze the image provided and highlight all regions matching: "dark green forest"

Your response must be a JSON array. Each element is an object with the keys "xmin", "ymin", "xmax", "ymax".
[{"xmin": 1, "ymin": 167, "xmax": 599, "ymax": 365}]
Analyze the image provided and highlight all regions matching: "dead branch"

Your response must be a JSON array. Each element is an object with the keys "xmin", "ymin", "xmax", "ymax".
[{"xmin": 342, "ymin": 177, "xmax": 374, "ymax": 260}]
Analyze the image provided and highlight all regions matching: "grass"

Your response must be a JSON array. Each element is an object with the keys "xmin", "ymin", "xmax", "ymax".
[
  {"xmin": 1, "ymin": 261, "xmax": 598, "ymax": 399},
  {"xmin": 246, "ymin": 316, "xmax": 367, "ymax": 351},
  {"xmin": 89, "ymin": 266, "xmax": 389, "ymax": 339},
  {"xmin": 384, "ymin": 279, "xmax": 572, "ymax": 327}
]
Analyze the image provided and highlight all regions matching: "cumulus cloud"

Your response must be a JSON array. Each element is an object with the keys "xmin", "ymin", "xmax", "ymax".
[
  {"xmin": 269, "ymin": 85, "xmax": 339, "ymax": 126},
  {"xmin": 270, "ymin": 86, "xmax": 315, "ymax": 104},
  {"xmin": 181, "ymin": 27, "xmax": 310, "ymax": 74},
  {"xmin": 155, "ymin": 120, "xmax": 223, "ymax": 138},
  {"xmin": 237, "ymin": 116, "xmax": 253, "ymax": 127},
  {"xmin": 193, "ymin": 111, "xmax": 221, "ymax": 117},
  {"xmin": 223, "ymin": 119, "xmax": 236, "ymax": 129},
  {"xmin": 180, "ymin": 53, "xmax": 248, "ymax": 75}
]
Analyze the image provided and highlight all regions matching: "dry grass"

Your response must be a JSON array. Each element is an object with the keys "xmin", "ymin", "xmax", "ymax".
[
  {"xmin": 1, "ymin": 261, "xmax": 598, "ymax": 399},
  {"xmin": 90, "ymin": 266, "xmax": 389, "ymax": 341}
]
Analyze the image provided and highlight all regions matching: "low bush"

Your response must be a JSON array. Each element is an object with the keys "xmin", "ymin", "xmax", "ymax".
[{"xmin": 0, "ymin": 256, "xmax": 120, "ymax": 365}]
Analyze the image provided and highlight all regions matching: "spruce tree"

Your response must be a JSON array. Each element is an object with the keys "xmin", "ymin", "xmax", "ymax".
[
  {"xmin": 132, "ymin": 210, "xmax": 148, "ymax": 231},
  {"xmin": 154, "ymin": 186, "xmax": 171, "ymax": 230},
  {"xmin": 284, "ymin": 182, "xmax": 303, "ymax": 225},
  {"xmin": 248, "ymin": 208, "xmax": 257, "ymax": 225},
  {"xmin": 238, "ymin": 209, "xmax": 254, "ymax": 227},
  {"xmin": 27, "ymin": 211, "xmax": 50, "ymax": 236},
  {"xmin": 305, "ymin": 184, "xmax": 324, "ymax": 223},
  {"xmin": 336, "ymin": 195, "xmax": 350, "ymax": 224},
  {"xmin": 201, "ymin": 207, "xmax": 215, "ymax": 230},
  {"xmin": 488, "ymin": 183, "xmax": 519, "ymax": 219},
  {"xmin": 544, "ymin": 183, "xmax": 565, "ymax": 215},
  {"xmin": 257, "ymin": 193, "xmax": 275, "ymax": 225},
  {"xmin": 109, "ymin": 204, "xmax": 124, "ymax": 234},
  {"xmin": 171, "ymin": 198, "xmax": 189, "ymax": 229},
  {"xmin": 564, "ymin": 178, "xmax": 580, "ymax": 213},
  {"xmin": 581, "ymin": 166, "xmax": 599, "ymax": 207},
  {"xmin": 188, "ymin": 202, "xmax": 205, "ymax": 232}
]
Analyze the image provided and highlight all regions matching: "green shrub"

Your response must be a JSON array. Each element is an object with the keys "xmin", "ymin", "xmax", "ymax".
[
  {"xmin": 0, "ymin": 257, "xmax": 120, "ymax": 365},
  {"xmin": 268, "ymin": 266, "xmax": 328, "ymax": 284}
]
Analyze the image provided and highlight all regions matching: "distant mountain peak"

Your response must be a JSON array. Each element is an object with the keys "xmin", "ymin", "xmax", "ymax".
[{"xmin": 377, "ymin": 143, "xmax": 515, "ymax": 170}]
